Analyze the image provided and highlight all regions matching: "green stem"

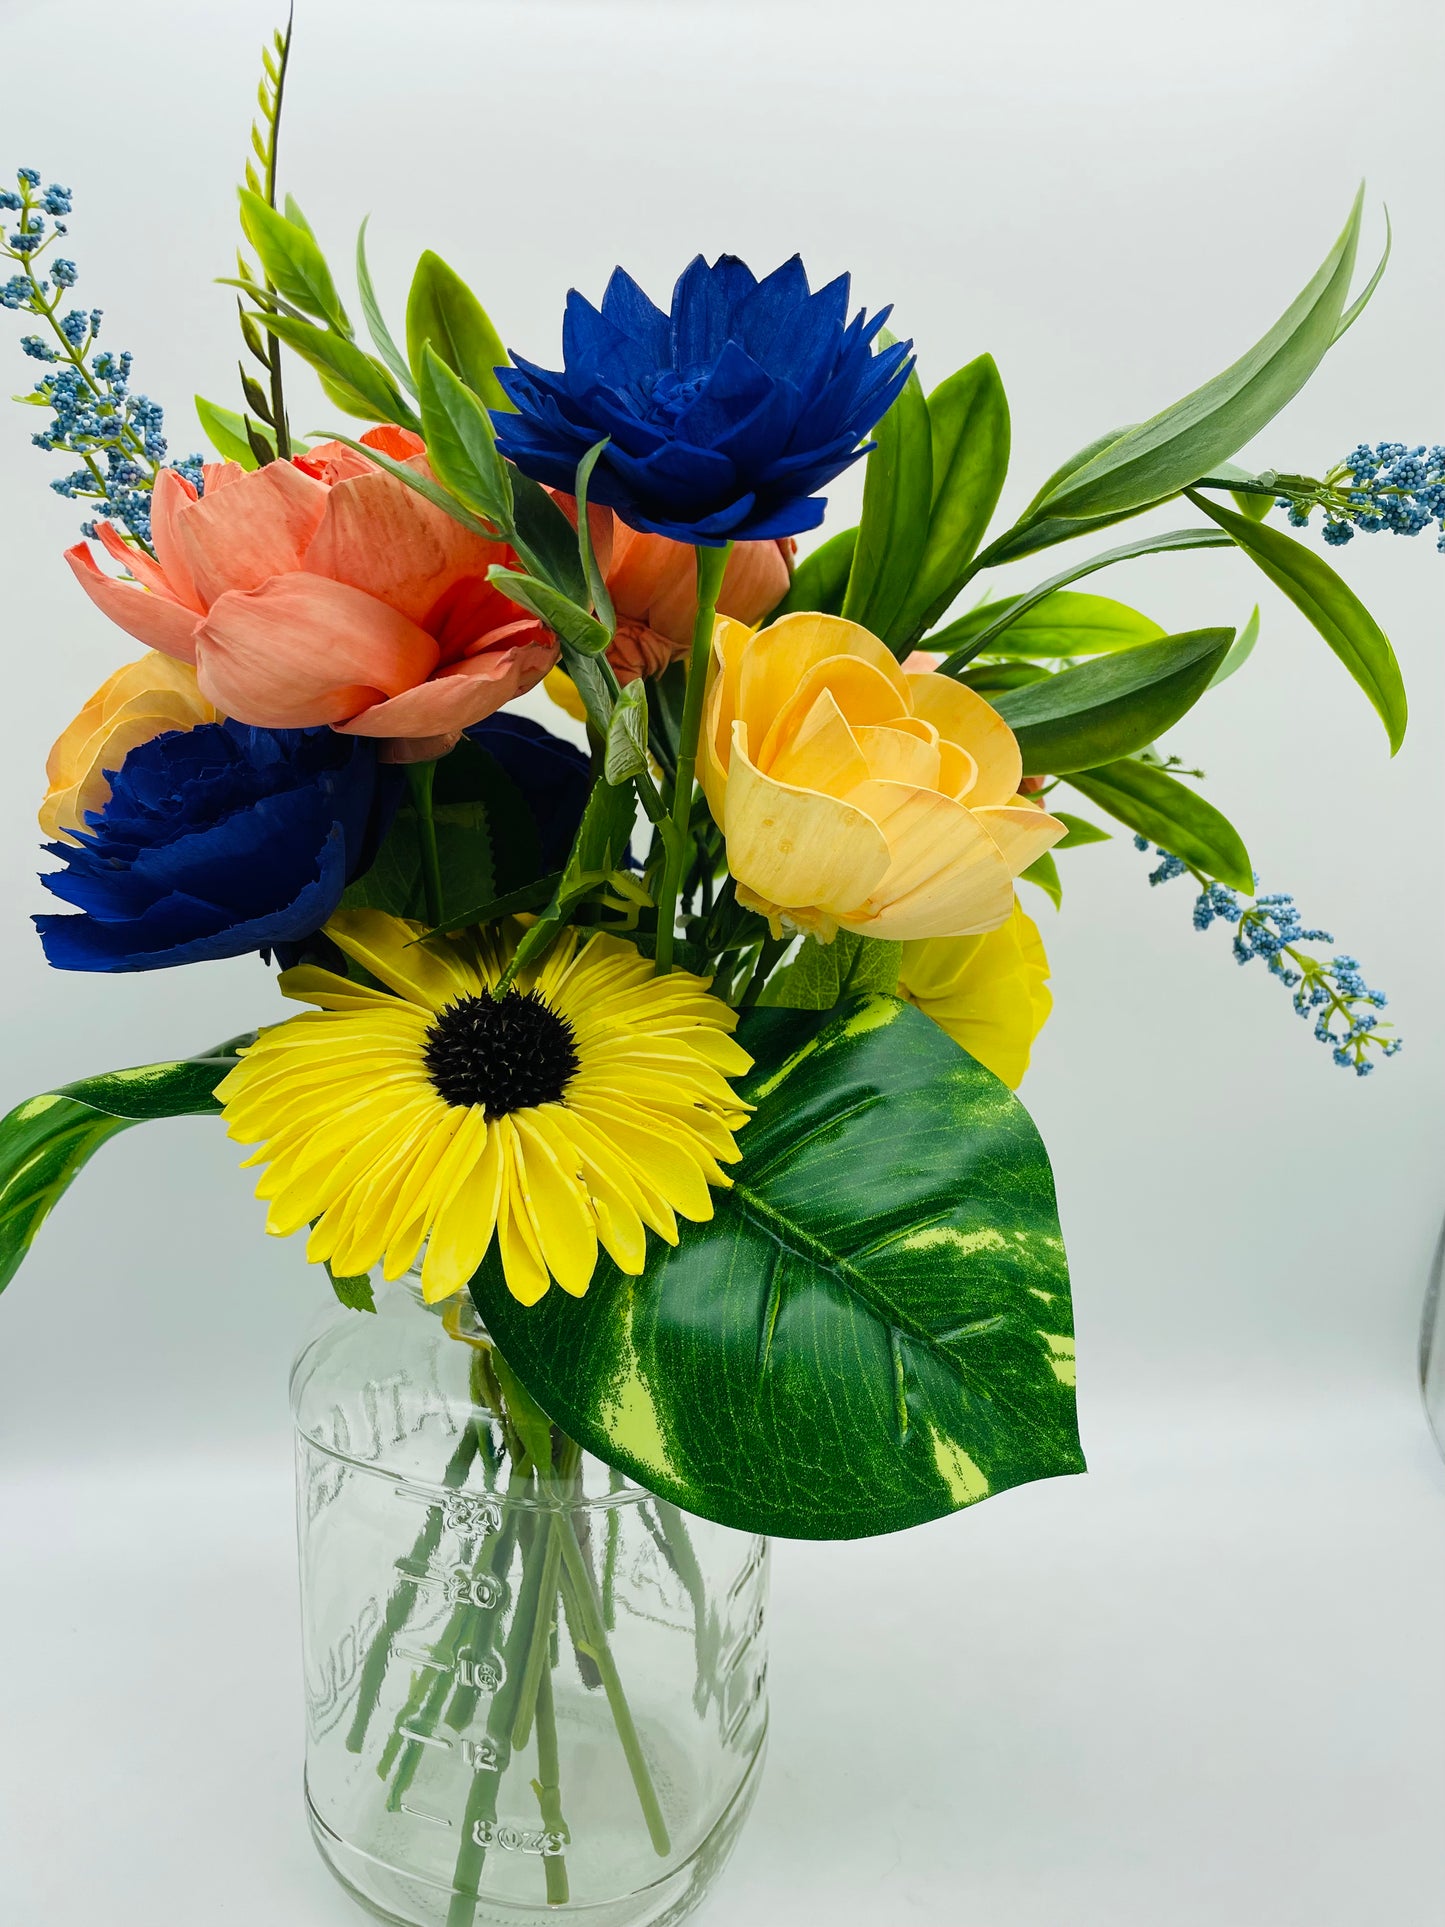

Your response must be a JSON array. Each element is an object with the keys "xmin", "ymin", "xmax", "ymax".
[
  {"xmin": 345, "ymin": 1423, "xmax": 480, "ymax": 1754},
  {"xmin": 531, "ymin": 1661, "xmax": 571, "ymax": 1906},
  {"xmin": 262, "ymin": 6, "xmax": 295, "ymax": 459},
  {"xmin": 653, "ymin": 543, "xmax": 731, "ymax": 974},
  {"xmin": 556, "ymin": 1509, "xmax": 672, "ymax": 1855},
  {"xmin": 407, "ymin": 760, "xmax": 444, "ymax": 928}
]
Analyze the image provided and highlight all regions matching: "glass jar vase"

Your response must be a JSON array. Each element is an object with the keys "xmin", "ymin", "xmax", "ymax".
[{"xmin": 291, "ymin": 1277, "xmax": 770, "ymax": 1927}]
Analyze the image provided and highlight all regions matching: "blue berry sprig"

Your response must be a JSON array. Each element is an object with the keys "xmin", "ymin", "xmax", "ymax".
[
  {"xmin": 1135, "ymin": 837, "xmax": 1400, "ymax": 1075},
  {"xmin": 1264, "ymin": 442, "xmax": 1445, "ymax": 552},
  {"xmin": 1, "ymin": 169, "xmax": 202, "ymax": 549}
]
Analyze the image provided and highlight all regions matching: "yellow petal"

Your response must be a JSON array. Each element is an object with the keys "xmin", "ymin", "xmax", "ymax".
[
  {"xmin": 755, "ymin": 654, "xmax": 907, "ymax": 771},
  {"xmin": 495, "ymin": 1122, "xmax": 552, "ymax": 1306},
  {"xmin": 905, "ymin": 672, "xmax": 1022, "ymax": 806},
  {"xmin": 762, "ymin": 687, "xmax": 869, "ymax": 796},
  {"xmin": 324, "ymin": 908, "xmax": 483, "ymax": 1011},
  {"xmin": 421, "ymin": 1114, "xmax": 506, "ymax": 1301},
  {"xmin": 512, "ymin": 1111, "xmax": 598, "ymax": 1296},
  {"xmin": 724, "ymin": 721, "xmax": 890, "ymax": 918},
  {"xmin": 840, "ymin": 781, "xmax": 1016, "ymax": 941},
  {"xmin": 973, "ymin": 801, "xmax": 1067, "ymax": 876}
]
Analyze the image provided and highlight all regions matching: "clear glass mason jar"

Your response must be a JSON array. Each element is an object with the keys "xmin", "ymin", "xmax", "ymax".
[
  {"xmin": 291, "ymin": 1277, "xmax": 770, "ymax": 1927},
  {"xmin": 1420, "ymin": 1215, "xmax": 1445, "ymax": 1455}
]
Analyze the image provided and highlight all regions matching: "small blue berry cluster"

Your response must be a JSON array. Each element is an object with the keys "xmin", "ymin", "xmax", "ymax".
[
  {"xmin": 1, "ymin": 169, "xmax": 202, "ymax": 547},
  {"xmin": 1275, "ymin": 442, "xmax": 1445, "ymax": 553},
  {"xmin": 1134, "ymin": 837, "xmax": 1400, "ymax": 1075}
]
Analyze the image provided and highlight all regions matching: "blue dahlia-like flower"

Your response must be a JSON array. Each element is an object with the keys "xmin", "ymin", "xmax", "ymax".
[
  {"xmin": 466, "ymin": 712, "xmax": 593, "ymax": 872},
  {"xmin": 35, "ymin": 723, "xmax": 398, "ymax": 972},
  {"xmin": 492, "ymin": 254, "xmax": 914, "ymax": 545}
]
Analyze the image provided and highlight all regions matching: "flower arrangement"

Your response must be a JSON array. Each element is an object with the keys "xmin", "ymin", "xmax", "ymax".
[{"xmin": 0, "ymin": 15, "xmax": 1421, "ymax": 1917}]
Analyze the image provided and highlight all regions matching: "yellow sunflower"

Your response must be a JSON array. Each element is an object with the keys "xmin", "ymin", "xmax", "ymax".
[{"xmin": 217, "ymin": 909, "xmax": 753, "ymax": 1306}]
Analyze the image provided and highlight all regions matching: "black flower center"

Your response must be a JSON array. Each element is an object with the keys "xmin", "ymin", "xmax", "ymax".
[{"xmin": 423, "ymin": 991, "xmax": 580, "ymax": 1115}]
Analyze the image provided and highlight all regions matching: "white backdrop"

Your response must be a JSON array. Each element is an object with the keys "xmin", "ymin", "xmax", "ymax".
[{"xmin": 2, "ymin": 1, "xmax": 1443, "ymax": 1921}]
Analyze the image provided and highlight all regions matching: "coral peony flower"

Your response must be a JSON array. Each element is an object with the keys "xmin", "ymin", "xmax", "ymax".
[
  {"xmin": 35, "ymin": 722, "xmax": 396, "ymax": 972},
  {"xmin": 64, "ymin": 427, "xmax": 555, "ymax": 753},
  {"xmin": 897, "ymin": 899, "xmax": 1053, "ymax": 1089},
  {"xmin": 702, "ymin": 612, "xmax": 1066, "ymax": 943},
  {"xmin": 40, "ymin": 650, "xmax": 217, "ymax": 842},
  {"xmin": 217, "ymin": 911, "xmax": 753, "ymax": 1305},
  {"xmin": 493, "ymin": 255, "xmax": 913, "ymax": 543}
]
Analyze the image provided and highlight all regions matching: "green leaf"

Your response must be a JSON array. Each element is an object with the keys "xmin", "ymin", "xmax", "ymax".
[
  {"xmin": 772, "ymin": 526, "xmax": 857, "ymax": 619},
  {"xmin": 405, "ymin": 250, "xmax": 510, "ymax": 413},
  {"xmin": 1034, "ymin": 189, "xmax": 1365, "ymax": 521},
  {"xmin": 238, "ymin": 189, "xmax": 350, "ymax": 334},
  {"xmin": 574, "ymin": 441, "xmax": 615, "ymax": 631},
  {"xmin": 1063, "ymin": 758, "xmax": 1253, "ymax": 890},
  {"xmin": 841, "ymin": 335, "xmax": 932, "ymax": 640},
  {"xmin": 499, "ymin": 778, "xmax": 638, "ymax": 986},
  {"xmin": 973, "ymin": 426, "xmax": 1146, "ymax": 572},
  {"xmin": 992, "ymin": 628, "xmax": 1233, "ymax": 774},
  {"xmin": 509, "ymin": 471, "xmax": 589, "ymax": 605},
  {"xmin": 1187, "ymin": 491, "xmax": 1406, "ymax": 753},
  {"xmin": 470, "ymin": 994, "xmax": 1083, "ymax": 1539},
  {"xmin": 342, "ymin": 799, "xmax": 495, "ymax": 925},
  {"xmin": 0, "ymin": 1046, "xmax": 247, "ymax": 1295},
  {"xmin": 325, "ymin": 1262, "xmax": 376, "ymax": 1313},
  {"xmin": 930, "ymin": 589, "xmax": 1164, "ymax": 662},
  {"xmin": 417, "ymin": 345, "xmax": 513, "ymax": 524},
  {"xmin": 355, "ymin": 216, "xmax": 418, "ymax": 398},
  {"xmin": 935, "ymin": 526, "xmax": 1234, "ymax": 673},
  {"xmin": 957, "ymin": 661, "xmax": 1054, "ymax": 696},
  {"xmin": 1334, "ymin": 207, "xmax": 1391, "ymax": 343},
  {"xmin": 194, "ymin": 394, "xmax": 261, "ymax": 469},
  {"xmin": 257, "ymin": 312, "xmax": 420, "ymax": 430},
  {"xmin": 1052, "ymin": 812, "xmax": 1111, "ymax": 848},
  {"xmin": 1018, "ymin": 850, "xmax": 1062, "ymax": 908},
  {"xmin": 1208, "ymin": 604, "xmax": 1260, "ymax": 688},
  {"xmin": 893, "ymin": 353, "xmax": 1011, "ymax": 646},
  {"xmin": 604, "ymin": 679, "xmax": 650, "ymax": 785},
  {"xmin": 759, "ymin": 931, "xmax": 901, "ymax": 1010},
  {"xmin": 488, "ymin": 568, "xmax": 610, "ymax": 655}
]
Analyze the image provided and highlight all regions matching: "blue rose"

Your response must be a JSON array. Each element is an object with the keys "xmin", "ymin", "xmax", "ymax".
[
  {"xmin": 492, "ymin": 253, "xmax": 913, "ymax": 544},
  {"xmin": 35, "ymin": 722, "xmax": 397, "ymax": 972}
]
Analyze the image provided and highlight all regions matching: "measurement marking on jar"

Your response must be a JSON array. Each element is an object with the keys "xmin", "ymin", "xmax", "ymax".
[
  {"xmin": 471, "ymin": 1819, "xmax": 569, "ymax": 1857},
  {"xmin": 393, "ymin": 1560, "xmax": 507, "ymax": 1609},
  {"xmin": 399, "ymin": 1726, "xmax": 452, "ymax": 1751},
  {"xmin": 726, "ymin": 1544, "xmax": 765, "ymax": 1601},
  {"xmin": 399, "ymin": 1802, "xmax": 453, "ymax": 1829},
  {"xmin": 393, "ymin": 1644, "xmax": 444, "ymax": 1670},
  {"xmin": 394, "ymin": 1484, "xmax": 503, "ymax": 1537},
  {"xmin": 461, "ymin": 1736, "xmax": 498, "ymax": 1772}
]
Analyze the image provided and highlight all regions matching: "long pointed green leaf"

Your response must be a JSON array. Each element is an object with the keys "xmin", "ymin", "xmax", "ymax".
[
  {"xmin": 1063, "ymin": 758, "xmax": 1253, "ymax": 890},
  {"xmin": 993, "ymin": 628, "xmax": 1233, "ymax": 774},
  {"xmin": 470, "ymin": 995, "xmax": 1082, "ymax": 1539},
  {"xmin": 935, "ymin": 526, "xmax": 1233, "ymax": 672},
  {"xmin": 842, "ymin": 335, "xmax": 931, "ymax": 641},
  {"xmin": 405, "ymin": 250, "xmax": 510, "ymax": 412},
  {"xmin": 194, "ymin": 395, "xmax": 261, "ymax": 469},
  {"xmin": 238, "ymin": 189, "xmax": 350, "ymax": 335},
  {"xmin": 931, "ymin": 589, "xmax": 1164, "ymax": 662},
  {"xmin": 355, "ymin": 216, "xmax": 418, "ymax": 398},
  {"xmin": 891, "ymin": 353, "xmax": 1010, "ymax": 647},
  {"xmin": 417, "ymin": 345, "xmax": 514, "ymax": 524},
  {"xmin": 1187, "ymin": 490, "xmax": 1407, "ymax": 752},
  {"xmin": 1034, "ymin": 189, "xmax": 1365, "ymax": 521},
  {"xmin": 0, "ymin": 1046, "xmax": 249, "ymax": 1295},
  {"xmin": 258, "ymin": 312, "xmax": 419, "ymax": 430}
]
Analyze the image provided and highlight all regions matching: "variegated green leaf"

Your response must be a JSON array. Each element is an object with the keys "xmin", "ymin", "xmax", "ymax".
[
  {"xmin": 0, "ymin": 1046, "xmax": 248, "ymax": 1295},
  {"xmin": 470, "ymin": 995, "xmax": 1082, "ymax": 1540}
]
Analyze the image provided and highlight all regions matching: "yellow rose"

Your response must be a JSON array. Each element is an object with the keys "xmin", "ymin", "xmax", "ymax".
[
  {"xmin": 897, "ymin": 899, "xmax": 1053, "ymax": 1090},
  {"xmin": 40, "ymin": 652, "xmax": 218, "ymax": 842},
  {"xmin": 702, "ymin": 611, "xmax": 1064, "ymax": 942}
]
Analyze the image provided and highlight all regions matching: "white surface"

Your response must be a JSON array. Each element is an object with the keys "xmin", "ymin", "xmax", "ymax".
[{"xmin": 2, "ymin": 0, "xmax": 1444, "ymax": 1920}]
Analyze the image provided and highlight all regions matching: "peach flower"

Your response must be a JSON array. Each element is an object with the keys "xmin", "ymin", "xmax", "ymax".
[
  {"xmin": 40, "ymin": 651, "xmax": 218, "ymax": 842},
  {"xmin": 65, "ymin": 428, "xmax": 555, "ymax": 757}
]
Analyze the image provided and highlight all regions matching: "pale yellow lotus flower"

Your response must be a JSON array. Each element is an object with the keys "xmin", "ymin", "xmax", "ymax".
[
  {"xmin": 40, "ymin": 651, "xmax": 218, "ymax": 842},
  {"xmin": 701, "ymin": 612, "xmax": 1065, "ymax": 943},
  {"xmin": 897, "ymin": 898, "xmax": 1053, "ymax": 1090}
]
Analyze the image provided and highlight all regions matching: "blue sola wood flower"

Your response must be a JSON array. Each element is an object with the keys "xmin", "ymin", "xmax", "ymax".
[
  {"xmin": 492, "ymin": 254, "xmax": 914, "ymax": 544},
  {"xmin": 35, "ymin": 724, "xmax": 398, "ymax": 972}
]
